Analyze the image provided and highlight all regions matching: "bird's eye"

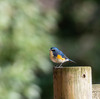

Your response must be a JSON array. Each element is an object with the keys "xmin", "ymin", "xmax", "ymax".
[{"xmin": 52, "ymin": 49, "xmax": 55, "ymax": 51}]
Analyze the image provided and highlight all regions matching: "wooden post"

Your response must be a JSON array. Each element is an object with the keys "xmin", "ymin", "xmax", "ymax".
[
  {"xmin": 53, "ymin": 67, "xmax": 92, "ymax": 99},
  {"xmin": 92, "ymin": 84, "xmax": 100, "ymax": 99}
]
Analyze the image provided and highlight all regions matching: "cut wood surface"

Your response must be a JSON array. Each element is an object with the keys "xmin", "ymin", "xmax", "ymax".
[{"xmin": 53, "ymin": 67, "xmax": 92, "ymax": 99}]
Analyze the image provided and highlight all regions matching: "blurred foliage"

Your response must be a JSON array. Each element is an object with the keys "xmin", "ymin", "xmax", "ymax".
[{"xmin": 0, "ymin": 0, "xmax": 58, "ymax": 99}]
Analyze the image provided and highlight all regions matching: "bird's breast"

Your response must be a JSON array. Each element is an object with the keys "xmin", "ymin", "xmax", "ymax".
[{"xmin": 49, "ymin": 51, "xmax": 57, "ymax": 63}]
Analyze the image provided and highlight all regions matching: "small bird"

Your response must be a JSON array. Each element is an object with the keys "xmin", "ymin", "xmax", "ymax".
[{"xmin": 49, "ymin": 47, "xmax": 75, "ymax": 67}]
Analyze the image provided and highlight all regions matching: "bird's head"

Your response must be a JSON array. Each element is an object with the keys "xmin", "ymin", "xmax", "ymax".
[
  {"xmin": 50, "ymin": 47, "xmax": 60, "ymax": 56},
  {"xmin": 50, "ymin": 47, "xmax": 59, "ymax": 52}
]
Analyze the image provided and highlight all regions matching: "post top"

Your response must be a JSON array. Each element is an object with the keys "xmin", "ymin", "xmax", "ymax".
[{"xmin": 53, "ymin": 66, "xmax": 91, "ymax": 69}]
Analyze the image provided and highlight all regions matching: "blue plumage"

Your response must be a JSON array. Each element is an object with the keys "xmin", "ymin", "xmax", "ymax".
[{"xmin": 50, "ymin": 47, "xmax": 67, "ymax": 59}]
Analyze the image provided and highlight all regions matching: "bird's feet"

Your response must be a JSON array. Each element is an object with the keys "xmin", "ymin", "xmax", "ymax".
[{"xmin": 54, "ymin": 63, "xmax": 63, "ymax": 68}]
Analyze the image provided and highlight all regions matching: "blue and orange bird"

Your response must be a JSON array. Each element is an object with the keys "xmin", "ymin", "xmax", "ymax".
[{"xmin": 49, "ymin": 47, "xmax": 75, "ymax": 67}]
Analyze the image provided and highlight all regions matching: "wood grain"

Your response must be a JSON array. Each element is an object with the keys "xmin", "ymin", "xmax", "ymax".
[
  {"xmin": 53, "ymin": 67, "xmax": 92, "ymax": 99},
  {"xmin": 92, "ymin": 84, "xmax": 100, "ymax": 99}
]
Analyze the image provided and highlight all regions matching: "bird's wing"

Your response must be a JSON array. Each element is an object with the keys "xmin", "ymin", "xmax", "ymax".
[
  {"xmin": 59, "ymin": 50, "xmax": 75, "ymax": 63},
  {"xmin": 59, "ymin": 51, "xmax": 69, "ymax": 59}
]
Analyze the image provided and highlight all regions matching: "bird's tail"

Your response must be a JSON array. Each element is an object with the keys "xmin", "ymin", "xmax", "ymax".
[{"xmin": 69, "ymin": 59, "xmax": 76, "ymax": 63}]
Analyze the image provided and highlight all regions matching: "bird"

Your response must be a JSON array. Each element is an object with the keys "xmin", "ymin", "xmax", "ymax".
[{"xmin": 49, "ymin": 47, "xmax": 75, "ymax": 67}]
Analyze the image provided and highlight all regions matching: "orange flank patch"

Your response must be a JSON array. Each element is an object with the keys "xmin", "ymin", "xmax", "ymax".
[{"xmin": 57, "ymin": 55, "xmax": 65, "ymax": 61}]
